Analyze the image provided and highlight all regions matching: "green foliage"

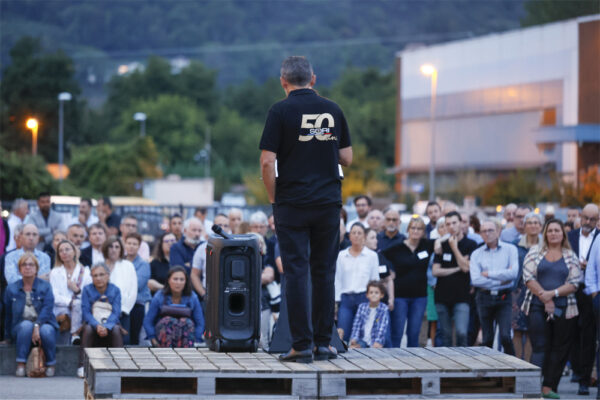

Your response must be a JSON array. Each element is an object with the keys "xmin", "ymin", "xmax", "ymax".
[
  {"xmin": 0, "ymin": 147, "xmax": 56, "ymax": 199},
  {"xmin": 110, "ymin": 95, "xmax": 209, "ymax": 167},
  {"xmin": 67, "ymin": 137, "xmax": 161, "ymax": 196},
  {"xmin": 0, "ymin": 36, "xmax": 82, "ymax": 162},
  {"xmin": 522, "ymin": 0, "xmax": 599, "ymax": 26}
]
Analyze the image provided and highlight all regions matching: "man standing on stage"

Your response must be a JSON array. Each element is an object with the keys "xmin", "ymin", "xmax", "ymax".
[{"xmin": 260, "ymin": 56, "xmax": 352, "ymax": 363}]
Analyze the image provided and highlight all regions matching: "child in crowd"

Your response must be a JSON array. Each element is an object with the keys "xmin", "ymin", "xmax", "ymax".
[{"xmin": 349, "ymin": 280, "xmax": 390, "ymax": 348}]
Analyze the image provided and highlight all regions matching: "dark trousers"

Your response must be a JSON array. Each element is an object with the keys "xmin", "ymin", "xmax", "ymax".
[
  {"xmin": 569, "ymin": 287, "xmax": 597, "ymax": 386},
  {"xmin": 120, "ymin": 312, "xmax": 131, "ymax": 345},
  {"xmin": 129, "ymin": 303, "xmax": 145, "ymax": 345},
  {"xmin": 476, "ymin": 291, "xmax": 515, "ymax": 355},
  {"xmin": 79, "ymin": 324, "xmax": 123, "ymax": 366},
  {"xmin": 528, "ymin": 305, "xmax": 575, "ymax": 391},
  {"xmin": 274, "ymin": 203, "xmax": 340, "ymax": 351}
]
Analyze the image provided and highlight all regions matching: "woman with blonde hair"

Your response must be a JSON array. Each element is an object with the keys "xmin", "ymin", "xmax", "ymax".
[
  {"xmin": 4, "ymin": 253, "xmax": 58, "ymax": 377},
  {"xmin": 521, "ymin": 219, "xmax": 580, "ymax": 399},
  {"xmin": 49, "ymin": 240, "xmax": 92, "ymax": 345}
]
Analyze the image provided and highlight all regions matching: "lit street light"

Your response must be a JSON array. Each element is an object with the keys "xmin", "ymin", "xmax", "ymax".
[
  {"xmin": 420, "ymin": 63, "xmax": 438, "ymax": 201},
  {"xmin": 26, "ymin": 118, "xmax": 39, "ymax": 156},
  {"xmin": 133, "ymin": 112, "xmax": 147, "ymax": 137},
  {"xmin": 58, "ymin": 92, "xmax": 72, "ymax": 183}
]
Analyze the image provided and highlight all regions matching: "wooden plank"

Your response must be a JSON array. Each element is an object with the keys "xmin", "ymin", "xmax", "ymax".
[
  {"xmin": 312, "ymin": 360, "xmax": 342, "ymax": 372},
  {"xmin": 354, "ymin": 348, "xmax": 416, "ymax": 371},
  {"xmin": 329, "ymin": 358, "xmax": 364, "ymax": 372},
  {"xmin": 387, "ymin": 348, "xmax": 441, "ymax": 371},
  {"xmin": 160, "ymin": 362, "xmax": 193, "ymax": 371},
  {"xmin": 85, "ymin": 348, "xmax": 112, "ymax": 359},
  {"xmin": 403, "ymin": 348, "xmax": 468, "ymax": 371},
  {"xmin": 132, "ymin": 361, "xmax": 166, "ymax": 371},
  {"xmin": 469, "ymin": 347, "xmax": 539, "ymax": 371},
  {"xmin": 427, "ymin": 347, "xmax": 495, "ymax": 371},
  {"xmin": 112, "ymin": 358, "xmax": 139, "ymax": 371},
  {"xmin": 279, "ymin": 361, "xmax": 315, "ymax": 372},
  {"xmin": 89, "ymin": 358, "xmax": 119, "ymax": 371},
  {"xmin": 453, "ymin": 347, "xmax": 514, "ymax": 371},
  {"xmin": 261, "ymin": 361, "xmax": 292, "ymax": 372}
]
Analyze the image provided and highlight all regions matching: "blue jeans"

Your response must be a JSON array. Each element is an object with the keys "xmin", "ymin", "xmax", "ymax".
[
  {"xmin": 13, "ymin": 320, "xmax": 57, "ymax": 365},
  {"xmin": 391, "ymin": 297, "xmax": 427, "ymax": 347},
  {"xmin": 435, "ymin": 302, "xmax": 469, "ymax": 347},
  {"xmin": 475, "ymin": 291, "xmax": 515, "ymax": 355},
  {"xmin": 338, "ymin": 292, "xmax": 367, "ymax": 342}
]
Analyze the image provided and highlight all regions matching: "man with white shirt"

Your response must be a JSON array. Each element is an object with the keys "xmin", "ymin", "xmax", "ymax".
[
  {"xmin": 584, "ymin": 233, "xmax": 600, "ymax": 395},
  {"xmin": 567, "ymin": 203, "xmax": 599, "ymax": 396},
  {"xmin": 194, "ymin": 207, "xmax": 213, "ymax": 239},
  {"xmin": 5, "ymin": 224, "xmax": 51, "ymax": 284},
  {"xmin": 6, "ymin": 199, "xmax": 29, "ymax": 252},
  {"xmin": 80, "ymin": 223, "xmax": 106, "ymax": 267},
  {"xmin": 346, "ymin": 195, "xmax": 371, "ymax": 231},
  {"xmin": 470, "ymin": 219, "xmax": 518, "ymax": 355},
  {"xmin": 72, "ymin": 198, "xmax": 98, "ymax": 228}
]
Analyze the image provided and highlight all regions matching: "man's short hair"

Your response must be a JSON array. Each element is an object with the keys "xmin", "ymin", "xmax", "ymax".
[
  {"xmin": 517, "ymin": 204, "xmax": 533, "ymax": 212},
  {"xmin": 102, "ymin": 197, "xmax": 113, "ymax": 209},
  {"xmin": 194, "ymin": 207, "xmax": 207, "ymax": 215},
  {"xmin": 89, "ymin": 223, "xmax": 106, "ymax": 234},
  {"xmin": 81, "ymin": 198, "xmax": 92, "ymax": 207},
  {"xmin": 122, "ymin": 214, "xmax": 137, "ymax": 222},
  {"xmin": 38, "ymin": 192, "xmax": 50, "ymax": 199},
  {"xmin": 249, "ymin": 211, "xmax": 268, "ymax": 225},
  {"xmin": 170, "ymin": 213, "xmax": 182, "ymax": 221},
  {"xmin": 184, "ymin": 217, "xmax": 203, "ymax": 230},
  {"xmin": 445, "ymin": 211, "xmax": 461, "ymax": 221},
  {"xmin": 11, "ymin": 198, "xmax": 28, "ymax": 212},
  {"xmin": 215, "ymin": 213, "xmax": 228, "ymax": 219},
  {"xmin": 281, "ymin": 56, "xmax": 313, "ymax": 86},
  {"xmin": 354, "ymin": 195, "xmax": 372, "ymax": 206},
  {"xmin": 426, "ymin": 201, "xmax": 441, "ymax": 211},
  {"xmin": 68, "ymin": 223, "xmax": 85, "ymax": 231}
]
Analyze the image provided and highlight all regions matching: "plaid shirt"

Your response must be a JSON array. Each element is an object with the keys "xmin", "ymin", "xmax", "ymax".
[
  {"xmin": 350, "ymin": 302, "xmax": 389, "ymax": 346},
  {"xmin": 521, "ymin": 244, "xmax": 581, "ymax": 319}
]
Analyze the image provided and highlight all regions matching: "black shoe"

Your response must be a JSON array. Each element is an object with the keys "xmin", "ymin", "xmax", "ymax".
[
  {"xmin": 314, "ymin": 345, "xmax": 338, "ymax": 361},
  {"xmin": 578, "ymin": 384, "xmax": 590, "ymax": 396},
  {"xmin": 279, "ymin": 348, "xmax": 313, "ymax": 363}
]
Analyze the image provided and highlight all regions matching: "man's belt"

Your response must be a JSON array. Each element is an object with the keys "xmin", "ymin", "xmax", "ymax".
[{"xmin": 480, "ymin": 288, "xmax": 511, "ymax": 296}]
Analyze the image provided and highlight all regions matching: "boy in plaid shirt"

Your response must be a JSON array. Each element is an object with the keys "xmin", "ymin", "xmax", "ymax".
[{"xmin": 349, "ymin": 280, "xmax": 390, "ymax": 348}]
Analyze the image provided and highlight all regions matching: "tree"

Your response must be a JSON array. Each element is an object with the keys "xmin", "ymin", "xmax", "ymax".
[
  {"xmin": 0, "ymin": 146, "xmax": 56, "ymax": 199},
  {"xmin": 67, "ymin": 137, "xmax": 161, "ymax": 196},
  {"xmin": 0, "ymin": 36, "xmax": 82, "ymax": 162},
  {"xmin": 522, "ymin": 0, "xmax": 600, "ymax": 26},
  {"xmin": 341, "ymin": 144, "xmax": 392, "ymax": 201}
]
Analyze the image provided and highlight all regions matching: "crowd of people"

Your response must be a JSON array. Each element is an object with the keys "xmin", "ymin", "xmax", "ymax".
[{"xmin": 1, "ymin": 193, "xmax": 599, "ymax": 399}]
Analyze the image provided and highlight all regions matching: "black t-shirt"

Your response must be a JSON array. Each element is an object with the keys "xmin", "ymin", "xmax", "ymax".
[
  {"xmin": 383, "ymin": 239, "xmax": 434, "ymax": 299},
  {"xmin": 150, "ymin": 258, "xmax": 170, "ymax": 293},
  {"xmin": 259, "ymin": 88, "xmax": 351, "ymax": 207},
  {"xmin": 433, "ymin": 236, "xmax": 478, "ymax": 305}
]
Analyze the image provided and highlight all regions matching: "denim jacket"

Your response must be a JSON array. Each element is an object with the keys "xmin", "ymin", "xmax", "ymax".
[
  {"xmin": 4, "ymin": 278, "xmax": 58, "ymax": 340},
  {"xmin": 81, "ymin": 283, "xmax": 122, "ymax": 330},
  {"xmin": 143, "ymin": 291, "xmax": 205, "ymax": 342}
]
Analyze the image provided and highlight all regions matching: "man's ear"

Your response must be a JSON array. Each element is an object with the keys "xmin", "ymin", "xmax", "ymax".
[{"xmin": 309, "ymin": 74, "xmax": 316, "ymax": 87}]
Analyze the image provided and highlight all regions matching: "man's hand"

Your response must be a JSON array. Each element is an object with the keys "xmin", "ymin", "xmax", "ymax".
[
  {"xmin": 388, "ymin": 298, "xmax": 395, "ymax": 311},
  {"xmin": 448, "ymin": 235, "xmax": 458, "ymax": 251},
  {"xmin": 481, "ymin": 270, "xmax": 489, "ymax": 278},
  {"xmin": 97, "ymin": 325, "xmax": 108, "ymax": 337},
  {"xmin": 539, "ymin": 290, "xmax": 554, "ymax": 304}
]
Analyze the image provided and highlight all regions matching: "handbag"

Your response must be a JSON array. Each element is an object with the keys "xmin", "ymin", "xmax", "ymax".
[
  {"xmin": 92, "ymin": 295, "xmax": 113, "ymax": 324},
  {"xmin": 159, "ymin": 295, "xmax": 192, "ymax": 319},
  {"xmin": 26, "ymin": 346, "xmax": 46, "ymax": 378},
  {"xmin": 56, "ymin": 314, "xmax": 71, "ymax": 333}
]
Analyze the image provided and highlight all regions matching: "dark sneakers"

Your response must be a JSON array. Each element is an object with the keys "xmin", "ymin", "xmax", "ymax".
[
  {"xmin": 279, "ymin": 348, "xmax": 313, "ymax": 363},
  {"xmin": 577, "ymin": 384, "xmax": 590, "ymax": 396},
  {"xmin": 314, "ymin": 345, "xmax": 338, "ymax": 361}
]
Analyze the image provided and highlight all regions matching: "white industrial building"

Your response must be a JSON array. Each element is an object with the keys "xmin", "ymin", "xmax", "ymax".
[{"xmin": 392, "ymin": 15, "xmax": 600, "ymax": 195}]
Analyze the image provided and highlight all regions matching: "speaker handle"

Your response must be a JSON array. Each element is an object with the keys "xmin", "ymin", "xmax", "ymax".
[{"xmin": 212, "ymin": 224, "xmax": 232, "ymax": 240}]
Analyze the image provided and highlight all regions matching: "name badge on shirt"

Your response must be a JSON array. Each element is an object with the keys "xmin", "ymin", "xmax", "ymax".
[
  {"xmin": 443, "ymin": 253, "xmax": 452, "ymax": 262},
  {"xmin": 378, "ymin": 265, "xmax": 387, "ymax": 274},
  {"xmin": 417, "ymin": 251, "xmax": 429, "ymax": 260}
]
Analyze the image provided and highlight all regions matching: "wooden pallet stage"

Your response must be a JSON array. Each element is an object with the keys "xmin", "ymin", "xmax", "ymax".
[{"xmin": 83, "ymin": 346, "xmax": 541, "ymax": 399}]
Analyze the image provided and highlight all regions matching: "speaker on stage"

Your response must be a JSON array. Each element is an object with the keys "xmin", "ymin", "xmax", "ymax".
[{"xmin": 205, "ymin": 228, "xmax": 261, "ymax": 352}]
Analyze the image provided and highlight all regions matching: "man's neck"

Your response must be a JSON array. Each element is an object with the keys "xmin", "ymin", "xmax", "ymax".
[
  {"xmin": 41, "ymin": 210, "xmax": 49, "ymax": 218},
  {"xmin": 486, "ymin": 240, "xmax": 498, "ymax": 250},
  {"xmin": 285, "ymin": 85, "xmax": 312, "ymax": 96},
  {"xmin": 582, "ymin": 228, "xmax": 594, "ymax": 238},
  {"xmin": 23, "ymin": 247, "xmax": 35, "ymax": 253},
  {"xmin": 385, "ymin": 230, "xmax": 398, "ymax": 239}
]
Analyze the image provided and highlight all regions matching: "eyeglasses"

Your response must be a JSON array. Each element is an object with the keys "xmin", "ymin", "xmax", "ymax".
[
  {"xmin": 163, "ymin": 239, "xmax": 176, "ymax": 244},
  {"xmin": 480, "ymin": 229, "xmax": 496, "ymax": 234},
  {"xmin": 582, "ymin": 216, "xmax": 599, "ymax": 222},
  {"xmin": 408, "ymin": 226, "xmax": 424, "ymax": 231},
  {"xmin": 20, "ymin": 262, "xmax": 36, "ymax": 267},
  {"xmin": 386, "ymin": 218, "xmax": 399, "ymax": 222}
]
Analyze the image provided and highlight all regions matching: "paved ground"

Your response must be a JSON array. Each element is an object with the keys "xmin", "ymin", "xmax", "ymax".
[{"xmin": 0, "ymin": 375, "xmax": 596, "ymax": 399}]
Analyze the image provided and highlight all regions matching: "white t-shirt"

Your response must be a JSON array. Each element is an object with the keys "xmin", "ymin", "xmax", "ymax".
[{"xmin": 362, "ymin": 306, "xmax": 378, "ymax": 345}]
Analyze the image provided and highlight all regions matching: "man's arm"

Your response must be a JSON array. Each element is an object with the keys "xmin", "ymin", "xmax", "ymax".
[
  {"xmin": 260, "ymin": 150, "xmax": 277, "ymax": 204},
  {"xmin": 190, "ymin": 268, "xmax": 205, "ymax": 297},
  {"xmin": 432, "ymin": 262, "xmax": 460, "ymax": 277},
  {"xmin": 449, "ymin": 236, "xmax": 470, "ymax": 272},
  {"xmin": 339, "ymin": 146, "xmax": 352, "ymax": 167}
]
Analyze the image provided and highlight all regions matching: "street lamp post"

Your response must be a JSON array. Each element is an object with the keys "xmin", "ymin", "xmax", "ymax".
[
  {"xmin": 420, "ymin": 64, "xmax": 438, "ymax": 201},
  {"xmin": 133, "ymin": 112, "xmax": 147, "ymax": 137},
  {"xmin": 58, "ymin": 92, "xmax": 72, "ymax": 183},
  {"xmin": 26, "ymin": 118, "xmax": 39, "ymax": 156}
]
